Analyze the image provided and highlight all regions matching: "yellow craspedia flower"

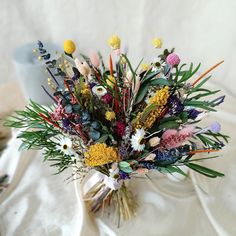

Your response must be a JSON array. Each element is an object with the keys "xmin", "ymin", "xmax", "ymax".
[
  {"xmin": 105, "ymin": 110, "xmax": 116, "ymax": 121},
  {"xmin": 106, "ymin": 75, "xmax": 116, "ymax": 88},
  {"xmin": 152, "ymin": 38, "xmax": 162, "ymax": 49},
  {"xmin": 63, "ymin": 39, "xmax": 76, "ymax": 54},
  {"xmin": 141, "ymin": 63, "xmax": 150, "ymax": 71},
  {"xmin": 120, "ymin": 56, "xmax": 126, "ymax": 64},
  {"xmin": 84, "ymin": 143, "xmax": 120, "ymax": 167},
  {"xmin": 108, "ymin": 35, "xmax": 121, "ymax": 49}
]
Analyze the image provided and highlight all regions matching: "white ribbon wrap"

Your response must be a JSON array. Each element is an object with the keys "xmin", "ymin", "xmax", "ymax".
[{"xmin": 83, "ymin": 170, "xmax": 122, "ymax": 195}]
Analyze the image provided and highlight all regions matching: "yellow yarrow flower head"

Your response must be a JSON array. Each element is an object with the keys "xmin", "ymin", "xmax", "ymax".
[
  {"xmin": 152, "ymin": 38, "xmax": 162, "ymax": 49},
  {"xmin": 84, "ymin": 143, "xmax": 120, "ymax": 167},
  {"xmin": 63, "ymin": 39, "xmax": 76, "ymax": 54},
  {"xmin": 105, "ymin": 110, "xmax": 116, "ymax": 121},
  {"xmin": 106, "ymin": 75, "xmax": 116, "ymax": 88},
  {"xmin": 108, "ymin": 35, "xmax": 121, "ymax": 49}
]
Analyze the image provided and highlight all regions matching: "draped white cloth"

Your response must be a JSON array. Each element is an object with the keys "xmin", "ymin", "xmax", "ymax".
[{"xmin": 0, "ymin": 82, "xmax": 236, "ymax": 235}]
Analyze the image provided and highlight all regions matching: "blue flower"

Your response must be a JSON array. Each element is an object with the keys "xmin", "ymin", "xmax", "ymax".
[
  {"xmin": 168, "ymin": 95, "xmax": 184, "ymax": 115},
  {"xmin": 119, "ymin": 171, "xmax": 130, "ymax": 180},
  {"xmin": 187, "ymin": 109, "xmax": 202, "ymax": 120},
  {"xmin": 211, "ymin": 96, "xmax": 225, "ymax": 107},
  {"xmin": 154, "ymin": 150, "xmax": 180, "ymax": 166}
]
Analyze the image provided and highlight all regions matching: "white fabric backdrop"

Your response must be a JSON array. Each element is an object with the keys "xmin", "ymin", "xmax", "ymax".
[{"xmin": 0, "ymin": 0, "xmax": 236, "ymax": 95}]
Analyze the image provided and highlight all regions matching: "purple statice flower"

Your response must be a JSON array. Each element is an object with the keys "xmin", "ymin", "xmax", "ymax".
[
  {"xmin": 211, "ymin": 95, "xmax": 225, "ymax": 107},
  {"xmin": 139, "ymin": 161, "xmax": 156, "ymax": 170},
  {"xmin": 119, "ymin": 171, "xmax": 130, "ymax": 180},
  {"xmin": 118, "ymin": 146, "xmax": 128, "ymax": 159},
  {"xmin": 168, "ymin": 95, "xmax": 184, "ymax": 115},
  {"xmin": 210, "ymin": 122, "xmax": 221, "ymax": 133},
  {"xmin": 72, "ymin": 67, "xmax": 80, "ymax": 81},
  {"xmin": 72, "ymin": 75, "xmax": 78, "ymax": 81},
  {"xmin": 89, "ymin": 82, "xmax": 97, "ymax": 89},
  {"xmin": 187, "ymin": 109, "xmax": 202, "ymax": 120},
  {"xmin": 196, "ymin": 121, "xmax": 221, "ymax": 135},
  {"xmin": 154, "ymin": 150, "xmax": 180, "ymax": 166},
  {"xmin": 62, "ymin": 118, "xmax": 71, "ymax": 131}
]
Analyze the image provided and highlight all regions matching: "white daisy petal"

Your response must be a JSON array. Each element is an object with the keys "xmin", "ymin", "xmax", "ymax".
[
  {"xmin": 92, "ymin": 85, "xmax": 107, "ymax": 98},
  {"xmin": 131, "ymin": 128, "xmax": 146, "ymax": 151},
  {"xmin": 55, "ymin": 136, "xmax": 76, "ymax": 157}
]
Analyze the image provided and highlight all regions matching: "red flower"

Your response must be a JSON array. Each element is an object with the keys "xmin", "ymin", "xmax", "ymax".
[
  {"xmin": 102, "ymin": 93, "xmax": 113, "ymax": 104},
  {"xmin": 115, "ymin": 121, "xmax": 126, "ymax": 137}
]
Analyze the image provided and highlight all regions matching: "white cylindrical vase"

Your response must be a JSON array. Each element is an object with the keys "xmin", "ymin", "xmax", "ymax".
[{"xmin": 12, "ymin": 42, "xmax": 60, "ymax": 105}]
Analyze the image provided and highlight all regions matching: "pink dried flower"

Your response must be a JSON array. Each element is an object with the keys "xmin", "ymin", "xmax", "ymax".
[
  {"xmin": 161, "ymin": 126, "xmax": 194, "ymax": 149},
  {"xmin": 75, "ymin": 58, "xmax": 90, "ymax": 76},
  {"xmin": 133, "ymin": 76, "xmax": 141, "ymax": 96},
  {"xmin": 50, "ymin": 103, "xmax": 64, "ymax": 121},
  {"xmin": 102, "ymin": 93, "xmax": 113, "ymax": 104},
  {"xmin": 166, "ymin": 53, "xmax": 180, "ymax": 67},
  {"xmin": 115, "ymin": 121, "xmax": 126, "ymax": 137},
  {"xmin": 89, "ymin": 52, "xmax": 100, "ymax": 67}
]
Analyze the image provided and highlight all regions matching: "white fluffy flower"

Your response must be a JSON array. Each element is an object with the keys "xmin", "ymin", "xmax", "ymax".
[
  {"xmin": 131, "ymin": 128, "xmax": 146, "ymax": 151},
  {"xmin": 144, "ymin": 153, "xmax": 156, "ymax": 161},
  {"xmin": 56, "ymin": 136, "xmax": 76, "ymax": 156},
  {"xmin": 149, "ymin": 136, "xmax": 160, "ymax": 147},
  {"xmin": 92, "ymin": 85, "xmax": 107, "ymax": 98}
]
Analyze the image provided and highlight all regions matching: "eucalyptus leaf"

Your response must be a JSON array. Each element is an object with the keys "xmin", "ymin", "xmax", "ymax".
[
  {"xmin": 119, "ymin": 161, "xmax": 130, "ymax": 168},
  {"xmin": 159, "ymin": 116, "xmax": 179, "ymax": 123},
  {"xmin": 150, "ymin": 78, "xmax": 170, "ymax": 86},
  {"xmin": 141, "ymin": 70, "xmax": 160, "ymax": 83},
  {"xmin": 134, "ymin": 81, "xmax": 149, "ymax": 104},
  {"xmin": 65, "ymin": 104, "xmax": 72, "ymax": 113},
  {"xmin": 89, "ymin": 130, "xmax": 101, "ymax": 140},
  {"xmin": 121, "ymin": 166, "xmax": 133, "ymax": 173},
  {"xmin": 119, "ymin": 161, "xmax": 133, "ymax": 173},
  {"xmin": 158, "ymin": 120, "xmax": 179, "ymax": 130},
  {"xmin": 96, "ymin": 134, "xmax": 108, "ymax": 143}
]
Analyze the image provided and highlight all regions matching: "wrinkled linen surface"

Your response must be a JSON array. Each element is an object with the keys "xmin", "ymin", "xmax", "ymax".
[{"xmin": 0, "ymin": 81, "xmax": 236, "ymax": 236}]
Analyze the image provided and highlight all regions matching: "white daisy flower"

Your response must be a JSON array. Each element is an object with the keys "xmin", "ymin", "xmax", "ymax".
[
  {"xmin": 92, "ymin": 85, "xmax": 107, "ymax": 98},
  {"xmin": 56, "ymin": 136, "xmax": 76, "ymax": 156},
  {"xmin": 131, "ymin": 128, "xmax": 146, "ymax": 151}
]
